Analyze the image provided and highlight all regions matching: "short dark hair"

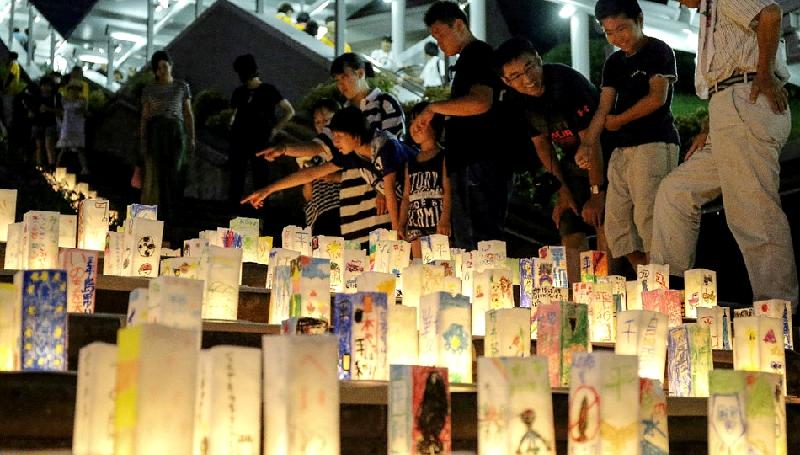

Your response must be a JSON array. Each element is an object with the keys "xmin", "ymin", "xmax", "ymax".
[
  {"xmin": 150, "ymin": 50, "xmax": 171, "ymax": 74},
  {"xmin": 494, "ymin": 37, "xmax": 538, "ymax": 73},
  {"xmin": 330, "ymin": 52, "xmax": 375, "ymax": 77},
  {"xmin": 408, "ymin": 101, "xmax": 445, "ymax": 144},
  {"xmin": 311, "ymin": 97, "xmax": 340, "ymax": 115},
  {"xmin": 594, "ymin": 0, "xmax": 643, "ymax": 21},
  {"xmin": 423, "ymin": 42, "xmax": 439, "ymax": 57},
  {"xmin": 328, "ymin": 106, "xmax": 373, "ymax": 145},
  {"xmin": 277, "ymin": 3, "xmax": 293, "ymax": 14},
  {"xmin": 8, "ymin": 51, "xmax": 18, "ymax": 60},
  {"xmin": 295, "ymin": 12, "xmax": 310, "ymax": 24},
  {"xmin": 381, "ymin": 35, "xmax": 392, "ymax": 43},
  {"xmin": 424, "ymin": 1, "xmax": 468, "ymax": 27},
  {"xmin": 304, "ymin": 20, "xmax": 318, "ymax": 37},
  {"xmin": 233, "ymin": 54, "xmax": 259, "ymax": 82}
]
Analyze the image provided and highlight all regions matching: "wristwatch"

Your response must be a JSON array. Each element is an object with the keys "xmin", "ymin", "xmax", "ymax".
[{"xmin": 590, "ymin": 184, "xmax": 604, "ymax": 195}]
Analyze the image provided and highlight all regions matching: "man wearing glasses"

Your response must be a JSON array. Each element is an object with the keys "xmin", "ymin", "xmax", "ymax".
[{"xmin": 495, "ymin": 38, "xmax": 606, "ymax": 251}]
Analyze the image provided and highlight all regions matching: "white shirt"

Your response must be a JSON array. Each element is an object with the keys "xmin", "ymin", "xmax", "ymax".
[{"xmin": 421, "ymin": 56, "xmax": 445, "ymax": 88}]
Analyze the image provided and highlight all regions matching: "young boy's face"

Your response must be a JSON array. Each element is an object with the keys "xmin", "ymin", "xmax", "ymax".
[
  {"xmin": 410, "ymin": 114, "xmax": 434, "ymax": 144},
  {"xmin": 502, "ymin": 53, "xmax": 544, "ymax": 97},
  {"xmin": 333, "ymin": 67, "xmax": 362, "ymax": 102},
  {"xmin": 600, "ymin": 14, "xmax": 644, "ymax": 55},
  {"xmin": 313, "ymin": 108, "xmax": 334, "ymax": 134},
  {"xmin": 332, "ymin": 130, "xmax": 360, "ymax": 154}
]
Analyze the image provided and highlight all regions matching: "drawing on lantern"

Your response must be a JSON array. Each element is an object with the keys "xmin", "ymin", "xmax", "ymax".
[
  {"xmin": 568, "ymin": 386, "xmax": 600, "ymax": 443},
  {"xmin": 137, "ymin": 236, "xmax": 156, "ymax": 257},
  {"xmin": 516, "ymin": 409, "xmax": 552, "ymax": 454},
  {"xmin": 415, "ymin": 370, "xmax": 449, "ymax": 455},
  {"xmin": 709, "ymin": 393, "xmax": 746, "ymax": 453}
]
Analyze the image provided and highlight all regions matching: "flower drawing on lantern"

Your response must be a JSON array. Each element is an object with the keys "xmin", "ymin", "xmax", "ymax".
[{"xmin": 442, "ymin": 323, "xmax": 469, "ymax": 355}]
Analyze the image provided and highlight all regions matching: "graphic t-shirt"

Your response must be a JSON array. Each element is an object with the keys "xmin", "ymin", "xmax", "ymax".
[
  {"xmin": 601, "ymin": 37, "xmax": 680, "ymax": 147},
  {"xmin": 406, "ymin": 150, "xmax": 445, "ymax": 231},
  {"xmin": 330, "ymin": 131, "xmax": 417, "ymax": 196}
]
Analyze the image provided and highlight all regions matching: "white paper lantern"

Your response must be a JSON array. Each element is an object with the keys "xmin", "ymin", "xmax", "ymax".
[
  {"xmin": 77, "ymin": 199, "xmax": 109, "ymax": 251},
  {"xmin": 579, "ymin": 250, "xmax": 608, "ymax": 283},
  {"xmin": 73, "ymin": 343, "xmax": 117, "ymax": 455},
  {"xmin": 368, "ymin": 228, "xmax": 397, "ymax": 270},
  {"xmin": 696, "ymin": 306, "xmax": 732, "ymax": 350},
  {"xmin": 639, "ymin": 378, "xmax": 669, "ymax": 454},
  {"xmin": 23, "ymin": 210, "xmax": 60, "ymax": 269},
  {"xmin": 420, "ymin": 233, "xmax": 450, "ymax": 263},
  {"xmin": 343, "ymin": 248, "xmax": 367, "ymax": 293},
  {"xmin": 58, "ymin": 248, "xmax": 99, "ymax": 313},
  {"xmin": 484, "ymin": 308, "xmax": 531, "ymax": 357},
  {"xmin": 419, "ymin": 291, "xmax": 472, "ymax": 383},
  {"xmin": 684, "ymin": 269, "xmax": 717, "ymax": 318},
  {"xmin": 538, "ymin": 245, "xmax": 569, "ymax": 288},
  {"xmin": 753, "ymin": 299, "xmax": 793, "ymax": 350},
  {"xmin": 668, "ymin": 324, "xmax": 712, "ymax": 397},
  {"xmin": 269, "ymin": 265, "xmax": 292, "ymax": 324},
  {"xmin": 388, "ymin": 365, "xmax": 451, "ymax": 454},
  {"xmin": 126, "ymin": 218, "xmax": 163, "ymax": 277},
  {"xmin": 160, "ymin": 256, "xmax": 202, "ymax": 279},
  {"xmin": 3, "ymin": 222, "xmax": 24, "ymax": 269},
  {"xmin": 642, "ymin": 289, "xmax": 683, "ymax": 328},
  {"xmin": 265, "ymin": 248, "xmax": 300, "ymax": 289},
  {"xmin": 733, "ymin": 316, "xmax": 786, "ymax": 394},
  {"xmin": 536, "ymin": 302, "xmax": 590, "ymax": 387},
  {"xmin": 588, "ymin": 282, "xmax": 615, "ymax": 343},
  {"xmin": 200, "ymin": 246, "xmax": 242, "ymax": 320},
  {"xmin": 471, "ymin": 267, "xmax": 514, "ymax": 336},
  {"xmin": 387, "ymin": 304, "xmax": 418, "ymax": 366},
  {"xmin": 356, "ymin": 271, "xmax": 397, "ymax": 300},
  {"xmin": 0, "ymin": 283, "xmax": 19, "ymax": 370},
  {"xmin": 256, "ymin": 236, "xmax": 273, "ymax": 265},
  {"xmin": 147, "ymin": 276, "xmax": 204, "ymax": 337},
  {"xmin": 637, "ymin": 263, "xmax": 669, "ymax": 292},
  {"xmin": 349, "ymin": 291, "xmax": 388, "ymax": 380},
  {"xmin": 313, "ymin": 235, "xmax": 345, "ymax": 292},
  {"xmin": 290, "ymin": 256, "xmax": 331, "ymax": 321},
  {"xmin": 615, "ymin": 310, "xmax": 668, "ymax": 381},
  {"xmin": 229, "ymin": 216, "xmax": 259, "ymax": 263},
  {"xmin": 58, "ymin": 214, "xmax": 77, "ymax": 248},
  {"xmin": 281, "ymin": 225, "xmax": 312, "ymax": 256},
  {"xmin": 374, "ymin": 239, "xmax": 411, "ymax": 278},
  {"xmin": 0, "ymin": 189, "xmax": 17, "ymax": 242},
  {"xmin": 126, "ymin": 288, "xmax": 148, "ymax": 326},
  {"xmin": 625, "ymin": 280, "xmax": 641, "ymax": 310}
]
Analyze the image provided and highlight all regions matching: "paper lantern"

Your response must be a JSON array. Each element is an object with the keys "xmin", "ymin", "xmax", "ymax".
[
  {"xmin": 637, "ymin": 263, "xmax": 669, "ymax": 293},
  {"xmin": 529, "ymin": 287, "xmax": 569, "ymax": 339},
  {"xmin": 388, "ymin": 365, "xmax": 451, "ymax": 455},
  {"xmin": 568, "ymin": 352, "xmax": 639, "ymax": 454},
  {"xmin": 3, "ymin": 222, "xmax": 23, "ymax": 269},
  {"xmin": 269, "ymin": 265, "xmax": 292, "ymax": 324},
  {"xmin": 280, "ymin": 317, "xmax": 328, "ymax": 334},
  {"xmin": 642, "ymin": 289, "xmax": 683, "ymax": 327},
  {"xmin": 147, "ymin": 276, "xmax": 204, "ymax": 336},
  {"xmin": 356, "ymin": 271, "xmax": 397, "ymax": 301},
  {"xmin": 639, "ymin": 378, "xmax": 669, "ymax": 454},
  {"xmin": 419, "ymin": 291, "xmax": 472, "ymax": 383},
  {"xmin": 115, "ymin": 324, "xmax": 199, "ymax": 455},
  {"xmin": 420, "ymin": 233, "xmax": 450, "ymax": 263},
  {"xmin": 471, "ymin": 268, "xmax": 514, "ymax": 336},
  {"xmin": 668, "ymin": 324, "xmax": 712, "ymax": 397},
  {"xmin": 282, "ymin": 225, "xmax": 312, "ymax": 256},
  {"xmin": 200, "ymin": 246, "xmax": 242, "ymax": 320},
  {"xmin": 459, "ymin": 251, "xmax": 475, "ymax": 297},
  {"xmin": 77, "ymin": 199, "xmax": 109, "ymax": 251},
  {"xmin": 54, "ymin": 167, "xmax": 67, "ymax": 182},
  {"xmin": 75, "ymin": 182, "xmax": 89, "ymax": 197},
  {"xmin": 193, "ymin": 346, "xmax": 261, "ymax": 455},
  {"xmin": 684, "ymin": 269, "xmax": 717, "ymax": 318},
  {"xmin": 343, "ymin": 248, "xmax": 367, "ymax": 293},
  {"xmin": 753, "ymin": 299, "xmax": 793, "ymax": 350},
  {"xmin": 0, "ymin": 283, "xmax": 19, "ymax": 370},
  {"xmin": 58, "ymin": 248, "xmax": 98, "ymax": 313},
  {"xmin": 73, "ymin": 343, "xmax": 117, "ymax": 455},
  {"xmin": 708, "ymin": 370, "xmax": 786, "ymax": 455},
  {"xmin": 65, "ymin": 173, "xmax": 77, "ymax": 190},
  {"xmin": 126, "ymin": 288, "xmax": 148, "ymax": 326},
  {"xmin": 588, "ymin": 282, "xmax": 616, "ymax": 343},
  {"xmin": 200, "ymin": 229, "xmax": 222, "ymax": 247},
  {"xmin": 126, "ymin": 218, "xmax": 163, "ymax": 277},
  {"xmin": 400, "ymin": 264, "xmax": 446, "ymax": 314},
  {"xmin": 0, "ymin": 188, "xmax": 17, "ymax": 242},
  {"xmin": 538, "ymin": 245, "xmax": 569, "ymax": 288},
  {"xmin": 125, "ymin": 204, "xmax": 157, "ymax": 221},
  {"xmin": 572, "ymin": 282, "xmax": 593, "ymax": 305},
  {"xmin": 477, "ymin": 240, "xmax": 507, "ymax": 268},
  {"xmin": 229, "ymin": 216, "xmax": 259, "ymax": 263},
  {"xmin": 478, "ymin": 356, "xmax": 554, "ymax": 455},
  {"xmin": 579, "ymin": 250, "xmax": 608, "ymax": 283},
  {"xmin": 262, "ymin": 334, "xmax": 339, "ymax": 455},
  {"xmin": 159, "ymin": 256, "xmax": 201, "ymax": 279},
  {"xmin": 388, "ymin": 304, "xmax": 418, "ymax": 366},
  {"xmin": 24, "ymin": 210, "xmax": 60, "ymax": 269},
  {"xmin": 598, "ymin": 275, "xmax": 627, "ymax": 313},
  {"xmin": 626, "ymin": 280, "xmax": 641, "ymax": 310},
  {"xmin": 333, "ymin": 293, "xmax": 354, "ymax": 379},
  {"xmin": 535, "ymin": 301, "xmax": 589, "ymax": 387},
  {"xmin": 374, "ymin": 239, "xmax": 411, "ymax": 278},
  {"xmin": 450, "ymin": 248, "xmax": 465, "ymax": 278},
  {"xmin": 616, "ymin": 310, "xmax": 668, "ymax": 381},
  {"xmin": 349, "ymin": 291, "xmax": 388, "ymax": 380},
  {"xmin": 290, "ymin": 256, "xmax": 331, "ymax": 321},
  {"xmin": 100, "ymin": 232, "xmax": 122, "ymax": 276},
  {"xmin": 734, "ymin": 308, "xmax": 754, "ymax": 318},
  {"xmin": 217, "ymin": 227, "xmax": 243, "ymax": 249},
  {"xmin": 58, "ymin": 214, "xmax": 77, "ymax": 248},
  {"xmin": 485, "ymin": 308, "xmax": 531, "ymax": 357},
  {"xmin": 519, "ymin": 258, "xmax": 536, "ymax": 308},
  {"xmin": 733, "ymin": 316, "xmax": 786, "ymax": 394},
  {"xmin": 313, "ymin": 235, "xmax": 345, "ymax": 292},
  {"xmin": 256, "ymin": 236, "xmax": 273, "ymax": 265},
  {"xmin": 14, "ymin": 270, "xmax": 67, "ymax": 371},
  {"xmin": 696, "ymin": 306, "xmax": 732, "ymax": 350},
  {"xmin": 368, "ymin": 228, "xmax": 397, "ymax": 270},
  {"xmin": 265, "ymin": 248, "xmax": 300, "ymax": 289}
]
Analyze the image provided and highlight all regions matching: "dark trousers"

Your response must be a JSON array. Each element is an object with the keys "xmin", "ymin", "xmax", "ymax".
[
  {"xmin": 228, "ymin": 143, "xmax": 271, "ymax": 204},
  {"xmin": 449, "ymin": 159, "xmax": 511, "ymax": 250}
]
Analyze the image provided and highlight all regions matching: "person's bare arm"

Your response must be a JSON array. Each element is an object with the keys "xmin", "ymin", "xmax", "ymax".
[
  {"xmin": 751, "ymin": 3, "xmax": 788, "ymax": 113},
  {"xmin": 437, "ymin": 158, "xmax": 452, "ymax": 236},
  {"xmin": 577, "ymin": 129, "xmax": 605, "ymax": 227},
  {"xmin": 533, "ymin": 134, "xmax": 579, "ymax": 227},
  {"xmin": 605, "ymin": 76, "xmax": 669, "ymax": 131},
  {"xmin": 383, "ymin": 172, "xmax": 401, "ymax": 233},
  {"xmin": 576, "ymin": 88, "xmax": 615, "ymax": 169},
  {"xmin": 182, "ymin": 98, "xmax": 196, "ymax": 152},
  {"xmin": 418, "ymin": 84, "xmax": 493, "ymax": 126},
  {"xmin": 241, "ymin": 162, "xmax": 339, "ymax": 208},
  {"xmin": 399, "ymin": 164, "xmax": 411, "ymax": 235},
  {"xmin": 257, "ymin": 142, "xmax": 326, "ymax": 161}
]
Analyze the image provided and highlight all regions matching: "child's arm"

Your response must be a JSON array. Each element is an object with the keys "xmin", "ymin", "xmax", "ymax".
[
  {"xmin": 575, "ymin": 87, "xmax": 615, "ymax": 170},
  {"xmin": 399, "ymin": 164, "xmax": 411, "ymax": 236},
  {"xmin": 604, "ymin": 76, "xmax": 670, "ymax": 131},
  {"xmin": 437, "ymin": 158, "xmax": 452, "ymax": 236},
  {"xmin": 533, "ymin": 134, "xmax": 579, "ymax": 228},
  {"xmin": 241, "ymin": 162, "xmax": 339, "ymax": 208},
  {"xmin": 382, "ymin": 172, "xmax": 401, "ymax": 233},
  {"xmin": 257, "ymin": 142, "xmax": 326, "ymax": 161}
]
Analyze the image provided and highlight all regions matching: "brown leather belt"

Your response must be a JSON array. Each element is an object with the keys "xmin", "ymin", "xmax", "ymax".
[{"xmin": 709, "ymin": 72, "xmax": 757, "ymax": 96}]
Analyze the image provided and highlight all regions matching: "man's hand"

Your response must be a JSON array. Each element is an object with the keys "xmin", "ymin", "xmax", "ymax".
[
  {"xmin": 581, "ymin": 192, "xmax": 605, "ymax": 227},
  {"xmin": 375, "ymin": 193, "xmax": 387, "ymax": 215},
  {"xmin": 750, "ymin": 73, "xmax": 788, "ymax": 114},
  {"xmin": 240, "ymin": 186, "xmax": 273, "ymax": 209},
  {"xmin": 684, "ymin": 131, "xmax": 708, "ymax": 162},
  {"xmin": 436, "ymin": 217, "xmax": 452, "ymax": 236},
  {"xmin": 575, "ymin": 144, "xmax": 593, "ymax": 170},
  {"xmin": 604, "ymin": 114, "xmax": 624, "ymax": 132},
  {"xmin": 553, "ymin": 188, "xmax": 579, "ymax": 228},
  {"xmin": 415, "ymin": 104, "xmax": 436, "ymax": 127},
  {"xmin": 256, "ymin": 145, "xmax": 284, "ymax": 162}
]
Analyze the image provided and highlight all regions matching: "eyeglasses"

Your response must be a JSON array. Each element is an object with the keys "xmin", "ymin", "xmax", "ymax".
[{"xmin": 502, "ymin": 57, "xmax": 542, "ymax": 85}]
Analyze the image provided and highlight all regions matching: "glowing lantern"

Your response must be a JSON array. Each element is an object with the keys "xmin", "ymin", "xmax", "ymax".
[
  {"xmin": 579, "ymin": 250, "xmax": 608, "ymax": 283},
  {"xmin": 160, "ymin": 256, "xmax": 201, "ymax": 279},
  {"xmin": 642, "ymin": 289, "xmax": 683, "ymax": 327},
  {"xmin": 668, "ymin": 324, "xmax": 712, "ymax": 397},
  {"xmin": 126, "ymin": 288, "xmax": 148, "ymax": 326},
  {"xmin": 708, "ymin": 370, "xmax": 786, "ymax": 455},
  {"xmin": 333, "ymin": 293, "xmax": 354, "ymax": 379},
  {"xmin": 419, "ymin": 291, "xmax": 472, "ymax": 383},
  {"xmin": 73, "ymin": 343, "xmax": 117, "ymax": 455},
  {"xmin": 388, "ymin": 365, "xmax": 451, "ymax": 455},
  {"xmin": 420, "ymin": 233, "xmax": 450, "ymax": 263},
  {"xmin": 262, "ymin": 335, "xmax": 339, "ymax": 455},
  {"xmin": 478, "ymin": 356, "xmax": 554, "ymax": 455},
  {"xmin": 200, "ymin": 246, "xmax": 242, "ymax": 320},
  {"xmin": 265, "ymin": 248, "xmax": 300, "ymax": 289},
  {"xmin": 460, "ymin": 251, "xmax": 475, "ymax": 297},
  {"xmin": 753, "ymin": 299, "xmax": 793, "ymax": 350},
  {"xmin": 356, "ymin": 271, "xmax": 397, "ymax": 301},
  {"xmin": 147, "ymin": 276, "xmax": 204, "ymax": 336},
  {"xmin": 229, "ymin": 216, "xmax": 259, "ymax": 263},
  {"xmin": 343, "ymin": 248, "xmax": 367, "ymax": 293},
  {"xmin": 588, "ymin": 282, "xmax": 615, "ymax": 342},
  {"xmin": 626, "ymin": 280, "xmax": 641, "ymax": 310},
  {"xmin": 536, "ymin": 301, "xmax": 589, "ymax": 387},
  {"xmin": 568, "ymin": 352, "xmax": 639, "ymax": 454},
  {"xmin": 125, "ymin": 204, "xmax": 157, "ymax": 221},
  {"xmin": 349, "ymin": 291, "xmax": 388, "ymax": 380},
  {"xmin": 529, "ymin": 287, "xmax": 569, "ymax": 339},
  {"xmin": 281, "ymin": 225, "xmax": 312, "ymax": 256},
  {"xmin": 290, "ymin": 256, "xmax": 331, "ymax": 321},
  {"xmin": 471, "ymin": 268, "xmax": 514, "ymax": 336},
  {"xmin": 24, "ymin": 210, "xmax": 60, "ymax": 269},
  {"xmin": 400, "ymin": 263, "xmax": 446, "ymax": 314},
  {"xmin": 280, "ymin": 317, "xmax": 328, "ymax": 334},
  {"xmin": 637, "ymin": 263, "xmax": 669, "ymax": 292},
  {"xmin": 4, "ymin": 222, "xmax": 24, "ymax": 269},
  {"xmin": 14, "ymin": 270, "xmax": 67, "ymax": 371},
  {"xmin": 388, "ymin": 304, "xmax": 418, "ymax": 366},
  {"xmin": 114, "ymin": 324, "xmax": 199, "ymax": 455},
  {"xmin": 256, "ymin": 236, "xmax": 273, "ymax": 265},
  {"xmin": 368, "ymin": 228, "xmax": 397, "ymax": 270},
  {"xmin": 572, "ymin": 282, "xmax": 593, "ymax": 305},
  {"xmin": 615, "ymin": 310, "xmax": 668, "ymax": 381},
  {"xmin": 269, "ymin": 265, "xmax": 292, "ymax": 324},
  {"xmin": 733, "ymin": 316, "xmax": 786, "ymax": 394},
  {"xmin": 374, "ymin": 240, "xmax": 411, "ymax": 280},
  {"xmin": 64, "ymin": 173, "xmax": 76, "ymax": 190},
  {"xmin": 597, "ymin": 275, "xmax": 627, "ymax": 312},
  {"xmin": 639, "ymin": 378, "xmax": 669, "ymax": 454},
  {"xmin": 103, "ymin": 232, "xmax": 124, "ymax": 276},
  {"xmin": 696, "ymin": 306, "xmax": 732, "ymax": 350},
  {"xmin": 313, "ymin": 235, "xmax": 345, "ymax": 292},
  {"xmin": 77, "ymin": 199, "xmax": 109, "ymax": 251},
  {"xmin": 484, "ymin": 308, "xmax": 531, "ymax": 357},
  {"xmin": 58, "ymin": 214, "xmax": 77, "ymax": 248},
  {"xmin": 538, "ymin": 245, "xmax": 569, "ymax": 288},
  {"xmin": 684, "ymin": 269, "xmax": 717, "ymax": 318},
  {"xmin": 54, "ymin": 167, "xmax": 67, "ymax": 183},
  {"xmin": 127, "ymin": 218, "xmax": 163, "ymax": 277},
  {"xmin": 0, "ymin": 283, "xmax": 19, "ymax": 370},
  {"xmin": 58, "ymin": 248, "xmax": 98, "ymax": 313}
]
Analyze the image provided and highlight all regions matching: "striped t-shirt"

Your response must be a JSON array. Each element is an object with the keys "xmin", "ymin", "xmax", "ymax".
[{"xmin": 142, "ymin": 80, "xmax": 191, "ymax": 120}]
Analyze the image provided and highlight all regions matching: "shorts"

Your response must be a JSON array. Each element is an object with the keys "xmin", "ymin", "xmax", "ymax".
[{"xmin": 32, "ymin": 124, "xmax": 58, "ymax": 141}]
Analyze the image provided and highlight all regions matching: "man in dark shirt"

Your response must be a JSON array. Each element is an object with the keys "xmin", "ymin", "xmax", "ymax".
[
  {"xmin": 495, "ymin": 37, "xmax": 606, "ymax": 252},
  {"xmin": 417, "ymin": 1, "xmax": 510, "ymax": 249},
  {"xmin": 229, "ymin": 54, "xmax": 294, "ymax": 206}
]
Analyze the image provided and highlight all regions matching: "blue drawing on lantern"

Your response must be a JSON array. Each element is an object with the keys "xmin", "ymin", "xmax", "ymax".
[{"xmin": 21, "ymin": 270, "xmax": 68, "ymax": 371}]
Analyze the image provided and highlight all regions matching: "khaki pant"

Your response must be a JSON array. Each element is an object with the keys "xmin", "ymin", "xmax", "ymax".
[
  {"xmin": 605, "ymin": 142, "xmax": 679, "ymax": 258},
  {"xmin": 651, "ymin": 83, "xmax": 798, "ymax": 307}
]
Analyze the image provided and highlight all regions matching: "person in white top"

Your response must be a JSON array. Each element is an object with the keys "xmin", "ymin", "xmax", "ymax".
[
  {"xmin": 420, "ymin": 41, "xmax": 446, "ymax": 88},
  {"xmin": 369, "ymin": 36, "xmax": 397, "ymax": 70}
]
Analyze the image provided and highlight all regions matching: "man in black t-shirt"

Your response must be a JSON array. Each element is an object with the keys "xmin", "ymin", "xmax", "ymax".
[
  {"xmin": 495, "ymin": 38, "xmax": 606, "ymax": 252},
  {"xmin": 229, "ymin": 54, "xmax": 295, "ymax": 206},
  {"xmin": 417, "ymin": 1, "xmax": 511, "ymax": 250}
]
